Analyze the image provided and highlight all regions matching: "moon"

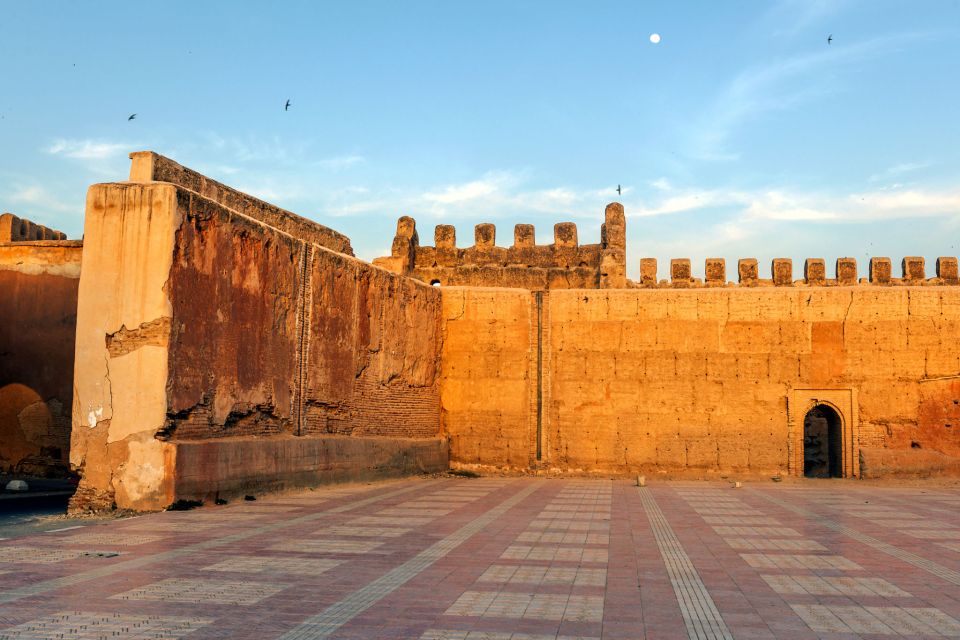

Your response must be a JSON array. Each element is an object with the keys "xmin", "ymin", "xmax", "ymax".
[{"xmin": 649, "ymin": 33, "xmax": 661, "ymax": 44}]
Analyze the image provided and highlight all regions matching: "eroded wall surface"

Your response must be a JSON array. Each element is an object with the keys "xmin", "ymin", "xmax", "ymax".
[
  {"xmin": 71, "ymin": 172, "xmax": 442, "ymax": 511},
  {"xmin": 441, "ymin": 287, "xmax": 960, "ymax": 477},
  {"xmin": 0, "ymin": 239, "xmax": 82, "ymax": 475}
]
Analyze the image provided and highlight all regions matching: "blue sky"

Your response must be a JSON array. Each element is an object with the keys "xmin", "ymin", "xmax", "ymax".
[{"xmin": 2, "ymin": 0, "xmax": 960, "ymax": 279}]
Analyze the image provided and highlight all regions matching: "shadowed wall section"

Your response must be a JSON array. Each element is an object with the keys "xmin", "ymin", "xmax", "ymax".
[
  {"xmin": 70, "ymin": 159, "xmax": 444, "ymax": 512},
  {"xmin": 0, "ymin": 219, "xmax": 80, "ymax": 476}
]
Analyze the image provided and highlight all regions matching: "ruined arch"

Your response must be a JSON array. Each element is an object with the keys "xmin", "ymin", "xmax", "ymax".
[{"xmin": 0, "ymin": 383, "xmax": 55, "ymax": 473}]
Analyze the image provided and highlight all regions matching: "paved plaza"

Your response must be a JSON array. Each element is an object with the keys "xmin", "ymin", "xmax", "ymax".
[{"xmin": 2, "ymin": 478, "xmax": 960, "ymax": 639}]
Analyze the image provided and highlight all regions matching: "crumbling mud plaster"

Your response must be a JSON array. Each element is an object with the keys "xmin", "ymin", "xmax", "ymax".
[
  {"xmin": 440, "ymin": 287, "xmax": 960, "ymax": 477},
  {"xmin": 0, "ymin": 227, "xmax": 81, "ymax": 475},
  {"xmin": 71, "ymin": 156, "xmax": 444, "ymax": 512}
]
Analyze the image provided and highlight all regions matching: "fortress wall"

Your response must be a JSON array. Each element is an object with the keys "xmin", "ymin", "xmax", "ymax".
[
  {"xmin": 0, "ymin": 239, "xmax": 82, "ymax": 475},
  {"xmin": 440, "ymin": 286, "xmax": 960, "ymax": 476},
  {"xmin": 440, "ymin": 288, "xmax": 536, "ymax": 468},
  {"xmin": 374, "ymin": 204, "xmax": 627, "ymax": 289},
  {"xmin": 70, "ymin": 179, "xmax": 443, "ymax": 512},
  {"xmin": 128, "ymin": 151, "xmax": 354, "ymax": 256}
]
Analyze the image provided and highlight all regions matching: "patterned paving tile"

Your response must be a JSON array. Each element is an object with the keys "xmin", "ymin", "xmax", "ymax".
[
  {"xmin": 703, "ymin": 516, "xmax": 781, "ymax": 525},
  {"xmin": 111, "ymin": 578, "xmax": 287, "ymax": 605},
  {"xmin": 515, "ymin": 531, "xmax": 609, "ymax": 545},
  {"xmin": 40, "ymin": 533, "xmax": 162, "ymax": 546},
  {"xmin": 541, "ymin": 505, "xmax": 610, "ymax": 512},
  {"xmin": 904, "ymin": 529, "xmax": 960, "ymax": 539},
  {"xmin": 791, "ymin": 604, "xmax": 960, "ymax": 636},
  {"xmin": 500, "ymin": 545, "xmax": 608, "ymax": 563},
  {"xmin": 477, "ymin": 564, "xmax": 606, "ymax": 587},
  {"xmin": 398, "ymin": 501, "xmax": 467, "ymax": 509},
  {"xmin": 348, "ymin": 515, "xmax": 434, "ymax": 527},
  {"xmin": 421, "ymin": 631, "xmax": 598, "ymax": 640},
  {"xmin": 376, "ymin": 507, "xmax": 452, "ymax": 517},
  {"xmin": 202, "ymin": 555, "xmax": 343, "ymax": 576},
  {"xmin": 762, "ymin": 575, "xmax": 910, "ymax": 596},
  {"xmin": 270, "ymin": 539, "xmax": 384, "ymax": 554},
  {"xmin": 313, "ymin": 525, "xmax": 411, "ymax": 538},
  {"xmin": 723, "ymin": 537, "xmax": 827, "ymax": 552},
  {"xmin": 740, "ymin": 553, "xmax": 862, "ymax": 570},
  {"xmin": 712, "ymin": 526, "xmax": 800, "ymax": 537},
  {"xmin": 0, "ymin": 547, "xmax": 119, "ymax": 565},
  {"xmin": 444, "ymin": 591, "xmax": 603, "ymax": 622},
  {"xmin": 690, "ymin": 507, "xmax": 765, "ymax": 516},
  {"xmin": 119, "ymin": 520, "xmax": 219, "ymax": 532},
  {"xmin": 533, "ymin": 512, "xmax": 608, "ymax": 521},
  {"xmin": 871, "ymin": 518, "xmax": 951, "ymax": 528},
  {"xmin": 527, "ymin": 520, "xmax": 608, "ymax": 531},
  {"xmin": 0, "ymin": 611, "xmax": 213, "ymax": 639}
]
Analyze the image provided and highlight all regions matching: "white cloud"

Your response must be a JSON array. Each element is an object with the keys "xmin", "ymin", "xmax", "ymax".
[
  {"xmin": 317, "ymin": 154, "xmax": 365, "ymax": 170},
  {"xmin": 423, "ymin": 177, "xmax": 503, "ymax": 204},
  {"xmin": 687, "ymin": 32, "xmax": 930, "ymax": 162},
  {"xmin": 5, "ymin": 184, "xmax": 77, "ymax": 215},
  {"xmin": 868, "ymin": 162, "xmax": 931, "ymax": 183},
  {"xmin": 46, "ymin": 139, "xmax": 134, "ymax": 161}
]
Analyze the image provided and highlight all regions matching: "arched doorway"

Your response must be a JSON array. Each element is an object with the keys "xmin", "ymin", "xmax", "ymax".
[{"xmin": 803, "ymin": 404, "xmax": 843, "ymax": 478}]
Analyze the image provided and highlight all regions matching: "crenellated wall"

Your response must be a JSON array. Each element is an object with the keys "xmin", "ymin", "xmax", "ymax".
[
  {"xmin": 373, "ymin": 203, "xmax": 627, "ymax": 289},
  {"xmin": 0, "ymin": 213, "xmax": 68, "ymax": 242},
  {"xmin": 637, "ymin": 256, "xmax": 960, "ymax": 287},
  {"xmin": 0, "ymin": 215, "xmax": 80, "ymax": 476},
  {"xmin": 441, "ymin": 286, "xmax": 960, "ymax": 478}
]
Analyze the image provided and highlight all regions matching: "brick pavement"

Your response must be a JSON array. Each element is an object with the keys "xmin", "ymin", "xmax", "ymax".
[{"xmin": 2, "ymin": 478, "xmax": 960, "ymax": 639}]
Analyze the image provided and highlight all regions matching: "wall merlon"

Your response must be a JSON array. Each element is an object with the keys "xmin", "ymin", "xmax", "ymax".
[
  {"xmin": 602, "ymin": 202, "xmax": 626, "ymax": 250},
  {"xmin": 640, "ymin": 258, "xmax": 657, "ymax": 286},
  {"xmin": 938, "ymin": 257, "xmax": 959, "ymax": 284},
  {"xmin": 772, "ymin": 258, "xmax": 792, "ymax": 286},
  {"xmin": 870, "ymin": 257, "xmax": 892, "ymax": 284},
  {"xmin": 554, "ymin": 222, "xmax": 578, "ymax": 248},
  {"xmin": 670, "ymin": 259, "xmax": 693, "ymax": 285},
  {"xmin": 435, "ymin": 224, "xmax": 456, "ymax": 248},
  {"xmin": 475, "ymin": 223, "xmax": 496, "ymax": 248},
  {"xmin": 514, "ymin": 224, "xmax": 535, "ymax": 248},
  {"xmin": 903, "ymin": 256, "xmax": 925, "ymax": 281},
  {"xmin": 837, "ymin": 257, "xmax": 858, "ymax": 285},
  {"xmin": 805, "ymin": 259, "xmax": 826, "ymax": 285},
  {"xmin": 705, "ymin": 258, "xmax": 726, "ymax": 285},
  {"xmin": 738, "ymin": 258, "xmax": 759, "ymax": 286}
]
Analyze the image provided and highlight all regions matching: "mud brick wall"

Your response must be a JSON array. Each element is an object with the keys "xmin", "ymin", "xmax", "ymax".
[
  {"xmin": 71, "ymin": 178, "xmax": 441, "ymax": 511},
  {"xmin": 440, "ymin": 287, "xmax": 960, "ymax": 477},
  {"xmin": 128, "ymin": 151, "xmax": 353, "ymax": 256},
  {"xmin": 374, "ymin": 204, "xmax": 627, "ymax": 290},
  {"xmin": 0, "ymin": 238, "xmax": 82, "ymax": 475},
  {"xmin": 440, "ymin": 288, "xmax": 535, "ymax": 468}
]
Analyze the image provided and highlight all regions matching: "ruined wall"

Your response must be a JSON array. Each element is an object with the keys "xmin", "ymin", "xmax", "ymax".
[
  {"xmin": 440, "ymin": 286, "xmax": 960, "ymax": 477},
  {"xmin": 0, "ymin": 215, "xmax": 80, "ymax": 475},
  {"xmin": 373, "ymin": 203, "xmax": 627, "ymax": 289},
  {"xmin": 71, "ymin": 159, "xmax": 443, "ymax": 512}
]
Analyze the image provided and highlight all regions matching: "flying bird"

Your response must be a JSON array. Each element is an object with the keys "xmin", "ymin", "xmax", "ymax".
[
  {"xmin": 616, "ymin": 184, "xmax": 622, "ymax": 195},
  {"xmin": 127, "ymin": 113, "xmax": 136, "ymax": 121},
  {"xmin": 285, "ymin": 99, "xmax": 291, "ymax": 111},
  {"xmin": 827, "ymin": 34, "xmax": 833, "ymax": 44}
]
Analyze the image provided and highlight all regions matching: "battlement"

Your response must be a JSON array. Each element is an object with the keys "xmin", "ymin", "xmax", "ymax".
[
  {"xmin": 636, "ymin": 256, "xmax": 960, "ymax": 287},
  {"xmin": 0, "ymin": 213, "xmax": 68, "ymax": 242},
  {"xmin": 373, "ymin": 203, "xmax": 627, "ymax": 289}
]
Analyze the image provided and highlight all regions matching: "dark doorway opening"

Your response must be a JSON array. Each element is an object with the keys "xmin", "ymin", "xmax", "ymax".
[{"xmin": 803, "ymin": 404, "xmax": 843, "ymax": 478}]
